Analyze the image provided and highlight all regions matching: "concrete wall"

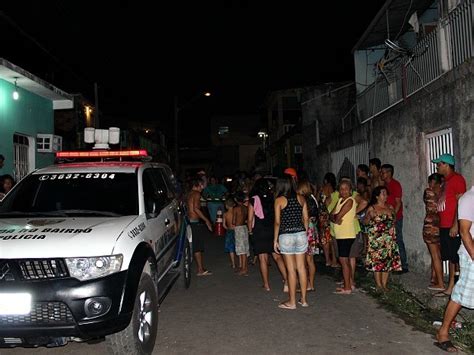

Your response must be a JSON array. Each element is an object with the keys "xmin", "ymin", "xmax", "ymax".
[
  {"xmin": 369, "ymin": 61, "xmax": 474, "ymax": 269},
  {"xmin": 304, "ymin": 60, "xmax": 474, "ymax": 270}
]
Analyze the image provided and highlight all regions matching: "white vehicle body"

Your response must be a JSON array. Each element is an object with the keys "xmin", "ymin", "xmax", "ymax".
[{"xmin": 0, "ymin": 157, "xmax": 192, "ymax": 354}]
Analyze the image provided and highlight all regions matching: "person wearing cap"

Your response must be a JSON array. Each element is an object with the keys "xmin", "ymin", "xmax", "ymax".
[
  {"xmin": 284, "ymin": 167, "xmax": 297, "ymax": 180},
  {"xmin": 432, "ymin": 153, "xmax": 466, "ymax": 297},
  {"xmin": 283, "ymin": 168, "xmax": 298, "ymax": 195}
]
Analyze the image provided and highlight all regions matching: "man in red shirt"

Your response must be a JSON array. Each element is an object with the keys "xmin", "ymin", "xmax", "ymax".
[
  {"xmin": 381, "ymin": 164, "xmax": 408, "ymax": 272},
  {"xmin": 433, "ymin": 153, "xmax": 466, "ymax": 297}
]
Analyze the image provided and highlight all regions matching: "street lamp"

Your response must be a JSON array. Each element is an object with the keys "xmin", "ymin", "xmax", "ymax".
[
  {"xmin": 12, "ymin": 77, "xmax": 19, "ymax": 100},
  {"xmin": 173, "ymin": 92, "xmax": 211, "ymax": 172},
  {"xmin": 258, "ymin": 130, "xmax": 268, "ymax": 151}
]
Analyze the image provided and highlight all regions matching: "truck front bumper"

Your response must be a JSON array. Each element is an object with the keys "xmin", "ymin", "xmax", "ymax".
[{"xmin": 0, "ymin": 270, "xmax": 132, "ymax": 344}]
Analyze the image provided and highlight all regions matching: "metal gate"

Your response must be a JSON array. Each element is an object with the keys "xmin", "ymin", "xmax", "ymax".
[
  {"xmin": 331, "ymin": 142, "xmax": 369, "ymax": 183},
  {"xmin": 424, "ymin": 127, "xmax": 453, "ymax": 275},
  {"xmin": 13, "ymin": 134, "xmax": 30, "ymax": 181},
  {"xmin": 425, "ymin": 128, "xmax": 453, "ymax": 175}
]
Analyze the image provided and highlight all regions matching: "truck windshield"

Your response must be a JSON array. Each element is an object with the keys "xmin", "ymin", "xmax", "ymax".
[{"xmin": 0, "ymin": 172, "xmax": 138, "ymax": 217}]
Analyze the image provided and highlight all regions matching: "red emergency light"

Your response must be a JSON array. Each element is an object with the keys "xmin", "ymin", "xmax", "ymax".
[{"xmin": 56, "ymin": 150, "xmax": 148, "ymax": 158}]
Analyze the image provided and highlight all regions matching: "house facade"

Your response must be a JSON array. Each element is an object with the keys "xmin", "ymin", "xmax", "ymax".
[
  {"xmin": 54, "ymin": 94, "xmax": 96, "ymax": 151},
  {"xmin": 210, "ymin": 114, "xmax": 262, "ymax": 177},
  {"xmin": 302, "ymin": 0, "xmax": 474, "ymax": 269},
  {"xmin": 0, "ymin": 58, "xmax": 72, "ymax": 181},
  {"xmin": 265, "ymin": 89, "xmax": 304, "ymax": 176}
]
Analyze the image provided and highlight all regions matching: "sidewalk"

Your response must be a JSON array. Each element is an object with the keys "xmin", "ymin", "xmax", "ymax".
[
  {"xmin": 317, "ymin": 257, "xmax": 474, "ymax": 353},
  {"xmin": 392, "ymin": 269, "xmax": 474, "ymax": 321}
]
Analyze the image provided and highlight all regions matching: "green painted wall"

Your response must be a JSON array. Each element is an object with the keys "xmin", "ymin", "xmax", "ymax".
[{"xmin": 0, "ymin": 79, "xmax": 55, "ymax": 178}]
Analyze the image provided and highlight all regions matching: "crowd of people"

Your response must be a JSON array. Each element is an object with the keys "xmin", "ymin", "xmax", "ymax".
[
  {"xmin": 184, "ymin": 154, "xmax": 474, "ymax": 351},
  {"xmin": 185, "ymin": 153, "xmax": 474, "ymax": 352},
  {"xmin": 183, "ymin": 158, "xmax": 413, "ymax": 308}
]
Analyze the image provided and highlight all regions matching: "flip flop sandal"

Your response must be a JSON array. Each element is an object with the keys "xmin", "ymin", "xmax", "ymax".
[
  {"xmin": 197, "ymin": 270, "xmax": 213, "ymax": 276},
  {"xmin": 433, "ymin": 291, "xmax": 451, "ymax": 297},
  {"xmin": 433, "ymin": 340, "xmax": 457, "ymax": 352},
  {"xmin": 333, "ymin": 288, "xmax": 352, "ymax": 295},
  {"xmin": 428, "ymin": 286, "xmax": 446, "ymax": 291},
  {"xmin": 298, "ymin": 300, "xmax": 309, "ymax": 307},
  {"xmin": 278, "ymin": 302, "xmax": 296, "ymax": 310}
]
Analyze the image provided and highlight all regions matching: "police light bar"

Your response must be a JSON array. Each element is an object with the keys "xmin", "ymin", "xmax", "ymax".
[{"xmin": 56, "ymin": 150, "xmax": 148, "ymax": 158}]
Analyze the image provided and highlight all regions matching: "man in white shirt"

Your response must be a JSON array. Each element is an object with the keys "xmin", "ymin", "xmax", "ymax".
[{"xmin": 435, "ymin": 186, "xmax": 474, "ymax": 352}]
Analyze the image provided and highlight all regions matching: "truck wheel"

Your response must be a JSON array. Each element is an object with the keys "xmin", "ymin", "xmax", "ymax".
[
  {"xmin": 180, "ymin": 239, "xmax": 192, "ymax": 289},
  {"xmin": 106, "ymin": 272, "xmax": 158, "ymax": 355}
]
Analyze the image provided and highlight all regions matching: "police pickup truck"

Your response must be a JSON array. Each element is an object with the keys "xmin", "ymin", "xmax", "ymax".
[{"xmin": 0, "ymin": 149, "xmax": 192, "ymax": 354}]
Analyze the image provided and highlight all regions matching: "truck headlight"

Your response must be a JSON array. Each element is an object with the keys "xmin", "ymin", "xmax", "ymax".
[{"xmin": 65, "ymin": 255, "xmax": 123, "ymax": 281}]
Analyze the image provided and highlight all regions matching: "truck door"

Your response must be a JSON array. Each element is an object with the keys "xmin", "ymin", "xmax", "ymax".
[
  {"xmin": 149, "ymin": 168, "xmax": 178, "ymax": 270},
  {"xmin": 142, "ymin": 168, "xmax": 170, "ymax": 275}
]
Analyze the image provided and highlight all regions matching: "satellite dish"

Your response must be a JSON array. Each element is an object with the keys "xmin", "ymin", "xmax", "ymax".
[{"xmin": 384, "ymin": 39, "xmax": 409, "ymax": 54}]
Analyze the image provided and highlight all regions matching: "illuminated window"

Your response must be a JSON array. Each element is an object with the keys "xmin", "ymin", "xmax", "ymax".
[{"xmin": 218, "ymin": 126, "xmax": 229, "ymax": 136}]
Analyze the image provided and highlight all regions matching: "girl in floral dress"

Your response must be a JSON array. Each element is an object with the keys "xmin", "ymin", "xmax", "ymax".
[
  {"xmin": 297, "ymin": 179, "xmax": 319, "ymax": 291},
  {"xmin": 318, "ymin": 173, "xmax": 338, "ymax": 267},
  {"xmin": 365, "ymin": 186, "xmax": 402, "ymax": 291}
]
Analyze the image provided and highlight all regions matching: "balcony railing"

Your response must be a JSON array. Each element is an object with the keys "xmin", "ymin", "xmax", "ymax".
[{"xmin": 357, "ymin": 0, "xmax": 473, "ymax": 123}]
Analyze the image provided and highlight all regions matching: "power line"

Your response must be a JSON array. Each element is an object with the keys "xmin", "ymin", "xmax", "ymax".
[
  {"xmin": 0, "ymin": 10, "xmax": 90, "ymax": 85},
  {"xmin": 395, "ymin": 0, "xmax": 414, "ymax": 40}
]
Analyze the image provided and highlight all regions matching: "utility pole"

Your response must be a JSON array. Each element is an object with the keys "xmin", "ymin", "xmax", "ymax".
[
  {"xmin": 173, "ymin": 95, "xmax": 179, "ymax": 173},
  {"xmin": 94, "ymin": 82, "xmax": 100, "ymax": 128},
  {"xmin": 173, "ymin": 92, "xmax": 211, "ymax": 174}
]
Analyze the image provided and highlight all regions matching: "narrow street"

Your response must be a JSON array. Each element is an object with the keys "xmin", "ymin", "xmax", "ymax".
[{"xmin": 2, "ymin": 232, "xmax": 446, "ymax": 355}]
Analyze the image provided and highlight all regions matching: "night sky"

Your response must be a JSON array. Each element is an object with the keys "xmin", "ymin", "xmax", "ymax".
[{"xmin": 1, "ymin": 1, "xmax": 386, "ymax": 144}]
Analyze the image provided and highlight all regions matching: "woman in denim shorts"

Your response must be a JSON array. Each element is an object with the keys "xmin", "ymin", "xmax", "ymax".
[{"xmin": 274, "ymin": 176, "xmax": 309, "ymax": 310}]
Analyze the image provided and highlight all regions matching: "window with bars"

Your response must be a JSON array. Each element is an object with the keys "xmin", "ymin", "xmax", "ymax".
[
  {"xmin": 13, "ymin": 134, "xmax": 30, "ymax": 181},
  {"xmin": 425, "ymin": 128, "xmax": 454, "ymax": 175}
]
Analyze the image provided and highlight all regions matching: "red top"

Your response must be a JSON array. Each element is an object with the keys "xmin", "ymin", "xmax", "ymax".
[
  {"xmin": 438, "ymin": 172, "xmax": 466, "ymax": 228},
  {"xmin": 386, "ymin": 178, "xmax": 403, "ymax": 221}
]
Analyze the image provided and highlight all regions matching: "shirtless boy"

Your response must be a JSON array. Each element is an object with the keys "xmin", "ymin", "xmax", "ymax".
[
  {"xmin": 187, "ymin": 178, "xmax": 213, "ymax": 276},
  {"xmin": 223, "ymin": 197, "xmax": 237, "ymax": 269},
  {"xmin": 233, "ymin": 192, "xmax": 250, "ymax": 275}
]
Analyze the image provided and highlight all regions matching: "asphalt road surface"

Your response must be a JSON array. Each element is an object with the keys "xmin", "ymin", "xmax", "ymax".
[{"xmin": 2, "ymin": 231, "xmax": 447, "ymax": 355}]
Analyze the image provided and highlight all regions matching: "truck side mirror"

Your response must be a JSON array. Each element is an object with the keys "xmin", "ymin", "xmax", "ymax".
[{"xmin": 146, "ymin": 199, "xmax": 158, "ymax": 219}]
